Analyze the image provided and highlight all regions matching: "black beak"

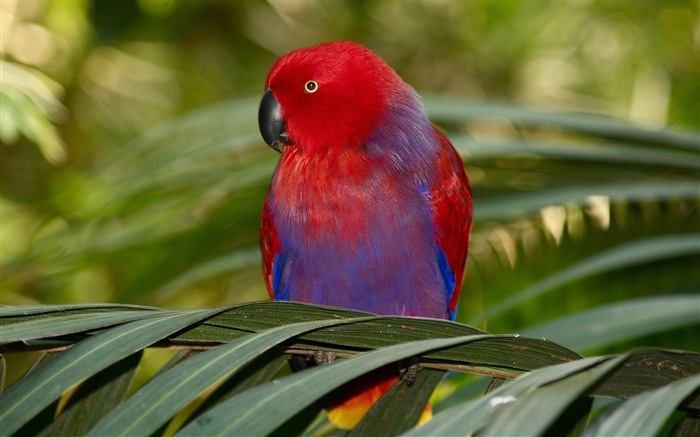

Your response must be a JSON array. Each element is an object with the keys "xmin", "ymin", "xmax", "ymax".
[{"xmin": 258, "ymin": 89, "xmax": 288, "ymax": 153}]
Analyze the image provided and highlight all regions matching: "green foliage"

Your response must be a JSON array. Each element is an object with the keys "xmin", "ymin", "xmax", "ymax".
[
  {"xmin": 2, "ymin": 0, "xmax": 698, "ymax": 314},
  {"xmin": 1, "ymin": 302, "xmax": 698, "ymax": 436},
  {"xmin": 1, "ymin": 1, "xmax": 699, "ymax": 434},
  {"xmin": 4, "ymin": 92, "xmax": 697, "ymax": 359},
  {"xmin": 0, "ymin": 61, "xmax": 67, "ymax": 164}
]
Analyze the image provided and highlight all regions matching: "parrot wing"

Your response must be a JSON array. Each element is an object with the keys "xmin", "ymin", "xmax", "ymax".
[
  {"xmin": 428, "ymin": 128, "xmax": 473, "ymax": 320},
  {"xmin": 261, "ymin": 195, "xmax": 282, "ymax": 300}
]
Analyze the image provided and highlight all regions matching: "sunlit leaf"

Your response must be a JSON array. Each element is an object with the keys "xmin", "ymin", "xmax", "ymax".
[
  {"xmin": 473, "ymin": 234, "xmax": 700, "ymax": 323},
  {"xmin": 450, "ymin": 135, "xmax": 700, "ymax": 169},
  {"xmin": 424, "ymin": 96, "xmax": 699, "ymax": 149},
  {"xmin": 474, "ymin": 184, "xmax": 699, "ymax": 222},
  {"xmin": 521, "ymin": 295, "xmax": 700, "ymax": 352}
]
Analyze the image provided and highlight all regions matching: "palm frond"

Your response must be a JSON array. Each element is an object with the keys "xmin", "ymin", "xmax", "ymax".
[{"xmin": 1, "ymin": 303, "xmax": 697, "ymax": 436}]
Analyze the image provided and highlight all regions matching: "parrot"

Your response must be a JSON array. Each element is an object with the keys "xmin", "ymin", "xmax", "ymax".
[{"xmin": 258, "ymin": 41, "xmax": 473, "ymax": 429}]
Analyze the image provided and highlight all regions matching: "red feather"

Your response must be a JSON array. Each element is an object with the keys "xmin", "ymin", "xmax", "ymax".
[
  {"xmin": 429, "ymin": 128, "xmax": 473, "ymax": 315},
  {"xmin": 260, "ymin": 197, "xmax": 279, "ymax": 300}
]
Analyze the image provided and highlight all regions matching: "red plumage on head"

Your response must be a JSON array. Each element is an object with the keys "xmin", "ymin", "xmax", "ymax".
[{"xmin": 265, "ymin": 41, "xmax": 400, "ymax": 151}]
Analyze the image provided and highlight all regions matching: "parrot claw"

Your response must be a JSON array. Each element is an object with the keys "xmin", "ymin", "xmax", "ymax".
[
  {"xmin": 314, "ymin": 350, "xmax": 336, "ymax": 365},
  {"xmin": 400, "ymin": 357, "xmax": 421, "ymax": 385}
]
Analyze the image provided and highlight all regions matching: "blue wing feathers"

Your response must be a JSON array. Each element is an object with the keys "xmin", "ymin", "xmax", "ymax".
[
  {"xmin": 272, "ymin": 253, "xmax": 288, "ymax": 301},
  {"xmin": 436, "ymin": 248, "xmax": 457, "ymax": 321}
]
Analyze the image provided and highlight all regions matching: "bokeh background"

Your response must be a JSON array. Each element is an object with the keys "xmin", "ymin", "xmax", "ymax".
[{"xmin": 2, "ymin": 0, "xmax": 698, "ymax": 355}]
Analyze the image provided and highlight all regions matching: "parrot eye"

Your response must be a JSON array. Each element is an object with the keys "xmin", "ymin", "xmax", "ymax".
[{"xmin": 304, "ymin": 81, "xmax": 319, "ymax": 94}]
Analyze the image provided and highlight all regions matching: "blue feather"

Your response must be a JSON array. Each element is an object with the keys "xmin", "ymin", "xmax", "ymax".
[
  {"xmin": 272, "ymin": 253, "xmax": 288, "ymax": 301},
  {"xmin": 436, "ymin": 248, "xmax": 457, "ymax": 321}
]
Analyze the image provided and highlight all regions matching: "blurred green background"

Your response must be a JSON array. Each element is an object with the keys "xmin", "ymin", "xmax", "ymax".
[{"xmin": 1, "ymin": 0, "xmax": 698, "ymax": 354}]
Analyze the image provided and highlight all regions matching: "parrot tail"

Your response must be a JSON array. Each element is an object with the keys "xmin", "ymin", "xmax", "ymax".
[{"xmin": 325, "ymin": 367, "xmax": 432, "ymax": 429}]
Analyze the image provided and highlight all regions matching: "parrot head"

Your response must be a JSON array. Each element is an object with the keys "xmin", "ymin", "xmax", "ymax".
[{"xmin": 259, "ymin": 41, "xmax": 402, "ymax": 152}]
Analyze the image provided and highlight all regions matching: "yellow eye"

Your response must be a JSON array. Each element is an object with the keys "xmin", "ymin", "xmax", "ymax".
[{"xmin": 304, "ymin": 80, "xmax": 319, "ymax": 93}]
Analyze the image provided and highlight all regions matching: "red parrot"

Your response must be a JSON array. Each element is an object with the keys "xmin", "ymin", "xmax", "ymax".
[{"xmin": 258, "ymin": 41, "xmax": 472, "ymax": 429}]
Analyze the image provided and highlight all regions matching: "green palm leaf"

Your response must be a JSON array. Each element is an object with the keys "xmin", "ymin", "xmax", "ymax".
[
  {"xmin": 87, "ymin": 317, "xmax": 373, "ymax": 436},
  {"xmin": 0, "ymin": 308, "xmax": 224, "ymax": 436}
]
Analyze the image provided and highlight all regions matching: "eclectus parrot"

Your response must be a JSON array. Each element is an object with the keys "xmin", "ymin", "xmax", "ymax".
[{"xmin": 258, "ymin": 41, "xmax": 472, "ymax": 429}]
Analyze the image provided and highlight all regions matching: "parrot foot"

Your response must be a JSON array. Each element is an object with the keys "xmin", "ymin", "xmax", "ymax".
[
  {"xmin": 314, "ymin": 350, "xmax": 336, "ymax": 365},
  {"xmin": 400, "ymin": 357, "xmax": 421, "ymax": 385}
]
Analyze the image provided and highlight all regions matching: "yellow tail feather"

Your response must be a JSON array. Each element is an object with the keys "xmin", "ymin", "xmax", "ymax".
[{"xmin": 326, "ymin": 375, "xmax": 433, "ymax": 429}]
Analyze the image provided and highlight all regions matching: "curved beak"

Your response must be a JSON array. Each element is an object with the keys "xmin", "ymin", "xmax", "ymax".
[{"xmin": 258, "ymin": 89, "xmax": 288, "ymax": 153}]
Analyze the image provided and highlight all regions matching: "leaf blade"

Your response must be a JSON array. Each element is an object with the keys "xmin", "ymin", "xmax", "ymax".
[
  {"xmin": 0, "ymin": 308, "xmax": 224, "ymax": 436},
  {"xmin": 87, "ymin": 316, "xmax": 375, "ymax": 437},
  {"xmin": 584, "ymin": 375, "xmax": 700, "ymax": 436},
  {"xmin": 0, "ymin": 311, "xmax": 161, "ymax": 345},
  {"xmin": 176, "ymin": 334, "xmax": 506, "ymax": 436},
  {"xmin": 42, "ymin": 351, "xmax": 143, "ymax": 436},
  {"xmin": 521, "ymin": 295, "xmax": 700, "ymax": 352},
  {"xmin": 474, "ymin": 184, "xmax": 700, "ymax": 222},
  {"xmin": 349, "ymin": 368, "xmax": 445, "ymax": 437},
  {"xmin": 481, "ymin": 357, "xmax": 625, "ymax": 436},
  {"xmin": 473, "ymin": 234, "xmax": 700, "ymax": 323},
  {"xmin": 401, "ymin": 356, "xmax": 611, "ymax": 437}
]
